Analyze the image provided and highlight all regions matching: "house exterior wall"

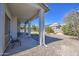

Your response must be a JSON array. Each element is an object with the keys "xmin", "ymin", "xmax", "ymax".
[
  {"xmin": 5, "ymin": 4, "xmax": 17, "ymax": 40},
  {"xmin": 0, "ymin": 4, "xmax": 17, "ymax": 55},
  {"xmin": 0, "ymin": 4, "xmax": 5, "ymax": 55}
]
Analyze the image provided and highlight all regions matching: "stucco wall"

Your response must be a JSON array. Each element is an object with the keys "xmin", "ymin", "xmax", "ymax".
[
  {"xmin": 5, "ymin": 4, "xmax": 17, "ymax": 39},
  {"xmin": 0, "ymin": 4, "xmax": 5, "ymax": 55},
  {"xmin": 0, "ymin": 4, "xmax": 17, "ymax": 55}
]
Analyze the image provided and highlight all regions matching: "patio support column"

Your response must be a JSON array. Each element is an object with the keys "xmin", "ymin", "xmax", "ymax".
[
  {"xmin": 10, "ymin": 16, "xmax": 17, "ymax": 40},
  {"xmin": 39, "ymin": 9, "xmax": 47, "ymax": 47},
  {"xmin": 24, "ymin": 22, "xmax": 26, "ymax": 33},
  {"xmin": 28, "ymin": 20, "xmax": 31, "ymax": 37},
  {"xmin": 0, "ymin": 4, "xmax": 5, "ymax": 55}
]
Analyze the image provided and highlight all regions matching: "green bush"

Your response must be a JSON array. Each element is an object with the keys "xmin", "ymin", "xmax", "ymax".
[
  {"xmin": 32, "ymin": 25, "xmax": 37, "ymax": 31},
  {"xmin": 61, "ymin": 25, "xmax": 77, "ymax": 36},
  {"xmin": 45, "ymin": 27, "xmax": 54, "ymax": 33}
]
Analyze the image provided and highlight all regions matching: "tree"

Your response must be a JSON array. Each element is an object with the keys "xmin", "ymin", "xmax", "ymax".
[
  {"xmin": 61, "ymin": 25, "xmax": 76, "ymax": 36},
  {"xmin": 32, "ymin": 25, "xmax": 37, "ymax": 31},
  {"xmin": 45, "ymin": 27, "xmax": 54, "ymax": 33},
  {"xmin": 64, "ymin": 10, "xmax": 79, "ymax": 39}
]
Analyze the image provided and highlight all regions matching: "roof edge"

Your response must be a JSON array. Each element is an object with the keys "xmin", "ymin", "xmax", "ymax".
[{"xmin": 37, "ymin": 3, "xmax": 49, "ymax": 12}]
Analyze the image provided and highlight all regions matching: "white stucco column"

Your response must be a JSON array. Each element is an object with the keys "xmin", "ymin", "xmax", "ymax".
[
  {"xmin": 24, "ymin": 22, "xmax": 26, "ymax": 33},
  {"xmin": 0, "ymin": 4, "xmax": 5, "ymax": 55},
  {"xmin": 10, "ymin": 16, "xmax": 17, "ymax": 40},
  {"xmin": 39, "ymin": 9, "xmax": 47, "ymax": 47},
  {"xmin": 28, "ymin": 20, "xmax": 31, "ymax": 37}
]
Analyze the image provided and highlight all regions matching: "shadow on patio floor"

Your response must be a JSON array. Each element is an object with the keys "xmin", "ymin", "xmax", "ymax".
[
  {"xmin": 31, "ymin": 34, "xmax": 63, "ymax": 44},
  {"xmin": 3, "ymin": 33, "xmax": 62, "ymax": 56}
]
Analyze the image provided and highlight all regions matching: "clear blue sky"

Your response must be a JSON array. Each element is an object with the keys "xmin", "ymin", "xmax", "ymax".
[{"xmin": 32, "ymin": 3, "xmax": 79, "ymax": 26}]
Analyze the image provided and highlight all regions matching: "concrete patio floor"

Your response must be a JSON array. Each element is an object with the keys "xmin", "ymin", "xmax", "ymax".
[
  {"xmin": 3, "ymin": 33, "xmax": 38, "ymax": 56},
  {"xmin": 3, "ymin": 33, "xmax": 79, "ymax": 56}
]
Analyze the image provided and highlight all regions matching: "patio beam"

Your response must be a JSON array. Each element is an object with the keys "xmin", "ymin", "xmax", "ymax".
[{"xmin": 39, "ymin": 9, "xmax": 47, "ymax": 47}]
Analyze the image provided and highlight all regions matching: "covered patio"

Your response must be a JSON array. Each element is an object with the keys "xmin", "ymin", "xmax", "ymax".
[
  {"xmin": 3, "ymin": 33, "xmax": 62, "ymax": 56},
  {"xmin": 0, "ymin": 3, "xmax": 48, "ymax": 55}
]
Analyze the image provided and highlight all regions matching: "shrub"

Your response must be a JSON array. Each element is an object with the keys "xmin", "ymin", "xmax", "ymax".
[
  {"xmin": 61, "ymin": 25, "xmax": 77, "ymax": 36},
  {"xmin": 45, "ymin": 27, "xmax": 54, "ymax": 33}
]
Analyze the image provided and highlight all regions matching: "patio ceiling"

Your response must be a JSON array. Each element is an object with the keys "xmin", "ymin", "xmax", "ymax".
[{"xmin": 6, "ymin": 3, "xmax": 48, "ymax": 21}]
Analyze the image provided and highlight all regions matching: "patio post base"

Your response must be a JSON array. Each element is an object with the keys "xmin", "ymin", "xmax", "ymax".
[
  {"xmin": 43, "ymin": 44, "xmax": 47, "ymax": 47},
  {"xmin": 39, "ymin": 44, "xmax": 47, "ymax": 47}
]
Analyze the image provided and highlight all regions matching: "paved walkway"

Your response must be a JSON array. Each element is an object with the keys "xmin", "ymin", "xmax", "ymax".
[{"xmin": 4, "ymin": 33, "xmax": 79, "ymax": 56}]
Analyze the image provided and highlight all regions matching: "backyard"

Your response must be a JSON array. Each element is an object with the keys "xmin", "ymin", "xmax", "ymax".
[
  {"xmin": 1, "ymin": 3, "xmax": 79, "ymax": 56},
  {"xmin": 4, "ymin": 9, "xmax": 79, "ymax": 56},
  {"xmin": 3, "ymin": 32, "xmax": 79, "ymax": 56}
]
